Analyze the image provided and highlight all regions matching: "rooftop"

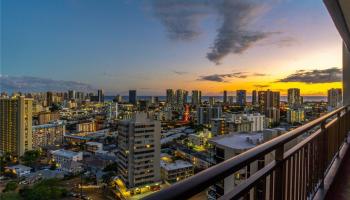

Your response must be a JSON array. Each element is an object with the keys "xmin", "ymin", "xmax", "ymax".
[
  {"xmin": 6, "ymin": 164, "xmax": 32, "ymax": 171},
  {"xmin": 161, "ymin": 160, "xmax": 193, "ymax": 171},
  {"xmin": 86, "ymin": 141, "xmax": 103, "ymax": 146},
  {"xmin": 51, "ymin": 149, "xmax": 82, "ymax": 158},
  {"xmin": 209, "ymin": 132, "xmax": 263, "ymax": 150},
  {"xmin": 32, "ymin": 121, "xmax": 65, "ymax": 129}
]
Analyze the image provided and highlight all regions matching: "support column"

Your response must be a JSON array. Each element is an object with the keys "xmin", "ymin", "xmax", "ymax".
[{"xmin": 343, "ymin": 42, "xmax": 350, "ymax": 106}]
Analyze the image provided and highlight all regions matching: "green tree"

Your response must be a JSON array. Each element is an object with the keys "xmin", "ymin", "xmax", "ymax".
[
  {"xmin": 103, "ymin": 162, "xmax": 118, "ymax": 172},
  {"xmin": 20, "ymin": 150, "xmax": 40, "ymax": 167},
  {"xmin": 0, "ymin": 152, "xmax": 15, "ymax": 174},
  {"xmin": 49, "ymin": 104, "xmax": 61, "ymax": 112},
  {"xmin": 102, "ymin": 163, "xmax": 118, "ymax": 184},
  {"xmin": 19, "ymin": 179, "xmax": 67, "ymax": 200},
  {"xmin": 0, "ymin": 191, "xmax": 21, "ymax": 200},
  {"xmin": 3, "ymin": 181, "xmax": 18, "ymax": 193}
]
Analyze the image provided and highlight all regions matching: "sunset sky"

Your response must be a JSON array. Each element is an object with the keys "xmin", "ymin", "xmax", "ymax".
[{"xmin": 1, "ymin": 0, "xmax": 343, "ymax": 96}]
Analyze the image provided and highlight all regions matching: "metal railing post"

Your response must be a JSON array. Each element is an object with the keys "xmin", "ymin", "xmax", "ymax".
[
  {"xmin": 346, "ymin": 106, "xmax": 350, "ymax": 144},
  {"xmin": 320, "ymin": 121, "xmax": 326, "ymax": 189},
  {"xmin": 274, "ymin": 145, "xmax": 284, "ymax": 200}
]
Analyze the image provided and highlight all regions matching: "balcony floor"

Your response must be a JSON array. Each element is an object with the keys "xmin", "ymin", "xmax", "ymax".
[{"xmin": 325, "ymin": 142, "xmax": 350, "ymax": 200}]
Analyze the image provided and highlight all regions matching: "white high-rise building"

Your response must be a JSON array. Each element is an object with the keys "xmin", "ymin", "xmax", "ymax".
[
  {"xmin": 116, "ymin": 112, "xmax": 161, "ymax": 198},
  {"xmin": 245, "ymin": 114, "xmax": 265, "ymax": 132}
]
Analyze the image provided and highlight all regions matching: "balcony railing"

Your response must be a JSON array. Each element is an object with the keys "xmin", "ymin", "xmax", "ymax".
[{"xmin": 143, "ymin": 105, "xmax": 350, "ymax": 200}]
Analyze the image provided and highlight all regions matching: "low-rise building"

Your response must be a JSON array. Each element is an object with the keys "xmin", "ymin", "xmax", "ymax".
[
  {"xmin": 37, "ymin": 111, "xmax": 60, "ymax": 125},
  {"xmin": 208, "ymin": 133, "xmax": 266, "ymax": 199},
  {"xmin": 85, "ymin": 141, "xmax": 103, "ymax": 153},
  {"xmin": 161, "ymin": 160, "xmax": 194, "ymax": 184},
  {"xmin": 287, "ymin": 108, "xmax": 305, "ymax": 124},
  {"xmin": 5, "ymin": 164, "xmax": 32, "ymax": 177},
  {"xmin": 76, "ymin": 120, "xmax": 96, "ymax": 132},
  {"xmin": 32, "ymin": 120, "xmax": 65, "ymax": 149},
  {"xmin": 51, "ymin": 149, "xmax": 83, "ymax": 174}
]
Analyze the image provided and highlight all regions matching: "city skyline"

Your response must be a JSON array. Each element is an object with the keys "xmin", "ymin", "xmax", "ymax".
[{"xmin": 1, "ymin": 0, "xmax": 343, "ymax": 96}]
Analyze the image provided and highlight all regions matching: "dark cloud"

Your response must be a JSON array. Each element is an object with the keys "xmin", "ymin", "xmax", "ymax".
[
  {"xmin": 172, "ymin": 70, "xmax": 188, "ymax": 75},
  {"xmin": 198, "ymin": 72, "xmax": 266, "ymax": 82},
  {"xmin": 253, "ymin": 73, "xmax": 268, "ymax": 76},
  {"xmin": 254, "ymin": 84, "xmax": 270, "ymax": 88},
  {"xmin": 151, "ymin": 0, "xmax": 275, "ymax": 64},
  {"xmin": 278, "ymin": 68, "xmax": 342, "ymax": 83},
  {"xmin": 0, "ymin": 76, "xmax": 95, "ymax": 93},
  {"xmin": 151, "ymin": 0, "xmax": 209, "ymax": 40}
]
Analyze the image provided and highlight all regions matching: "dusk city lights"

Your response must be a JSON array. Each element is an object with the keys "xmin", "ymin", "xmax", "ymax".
[{"xmin": 1, "ymin": 0, "xmax": 350, "ymax": 200}]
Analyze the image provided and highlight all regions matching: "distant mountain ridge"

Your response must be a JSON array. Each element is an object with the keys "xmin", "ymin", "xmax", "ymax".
[{"xmin": 0, "ymin": 75, "xmax": 95, "ymax": 93}]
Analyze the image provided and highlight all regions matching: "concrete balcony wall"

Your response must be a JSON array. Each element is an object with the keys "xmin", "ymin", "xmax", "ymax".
[{"xmin": 344, "ymin": 43, "xmax": 350, "ymax": 106}]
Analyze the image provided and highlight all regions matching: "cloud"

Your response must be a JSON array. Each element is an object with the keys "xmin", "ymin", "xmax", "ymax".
[
  {"xmin": 150, "ymin": 0, "xmax": 276, "ymax": 64},
  {"xmin": 198, "ymin": 72, "xmax": 266, "ymax": 82},
  {"xmin": 0, "ymin": 76, "xmax": 95, "ymax": 93},
  {"xmin": 253, "ymin": 84, "xmax": 270, "ymax": 88},
  {"xmin": 253, "ymin": 73, "xmax": 268, "ymax": 76},
  {"xmin": 278, "ymin": 68, "xmax": 342, "ymax": 83},
  {"xmin": 172, "ymin": 70, "xmax": 188, "ymax": 75},
  {"xmin": 151, "ymin": 0, "xmax": 209, "ymax": 41}
]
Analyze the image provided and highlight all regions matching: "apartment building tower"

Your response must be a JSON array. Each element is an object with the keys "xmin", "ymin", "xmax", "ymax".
[
  {"xmin": 0, "ymin": 96, "xmax": 33, "ymax": 156},
  {"xmin": 116, "ymin": 112, "xmax": 161, "ymax": 197}
]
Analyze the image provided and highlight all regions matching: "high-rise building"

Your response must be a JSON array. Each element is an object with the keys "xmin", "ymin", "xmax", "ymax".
[
  {"xmin": 0, "ymin": 96, "xmax": 33, "ymax": 156},
  {"xmin": 97, "ymin": 89, "xmax": 104, "ymax": 103},
  {"xmin": 129, "ymin": 90, "xmax": 137, "ymax": 105},
  {"xmin": 191, "ymin": 90, "xmax": 202, "ymax": 106},
  {"xmin": 176, "ymin": 89, "xmax": 187, "ymax": 108},
  {"xmin": 116, "ymin": 113, "xmax": 161, "ymax": 198},
  {"xmin": 68, "ymin": 90, "xmax": 76, "ymax": 100},
  {"xmin": 47, "ymin": 91, "xmax": 53, "ymax": 106},
  {"xmin": 196, "ymin": 106, "xmax": 222, "ymax": 125},
  {"xmin": 211, "ymin": 118, "xmax": 227, "ymax": 136},
  {"xmin": 223, "ymin": 90, "xmax": 228, "ymax": 104},
  {"xmin": 327, "ymin": 88, "xmax": 342, "ymax": 108},
  {"xmin": 228, "ymin": 96, "xmax": 234, "ymax": 105},
  {"xmin": 287, "ymin": 108, "xmax": 305, "ymax": 124},
  {"xmin": 288, "ymin": 88, "xmax": 302, "ymax": 108},
  {"xmin": 114, "ymin": 95, "xmax": 123, "ymax": 103},
  {"xmin": 236, "ymin": 90, "xmax": 247, "ymax": 106},
  {"xmin": 252, "ymin": 90, "xmax": 258, "ymax": 106},
  {"xmin": 209, "ymin": 97, "xmax": 215, "ymax": 106},
  {"xmin": 166, "ymin": 89, "xmax": 175, "ymax": 106},
  {"xmin": 75, "ymin": 92, "xmax": 85, "ymax": 101},
  {"xmin": 259, "ymin": 90, "xmax": 280, "ymax": 125}
]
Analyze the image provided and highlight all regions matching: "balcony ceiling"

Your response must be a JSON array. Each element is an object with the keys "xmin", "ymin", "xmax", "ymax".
[{"xmin": 324, "ymin": 0, "xmax": 350, "ymax": 50}]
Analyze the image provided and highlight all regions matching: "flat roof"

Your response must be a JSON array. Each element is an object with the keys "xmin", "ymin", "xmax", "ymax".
[
  {"xmin": 86, "ymin": 141, "xmax": 103, "ymax": 146},
  {"xmin": 161, "ymin": 160, "xmax": 193, "ymax": 171},
  {"xmin": 51, "ymin": 149, "xmax": 81, "ymax": 158},
  {"xmin": 32, "ymin": 121, "xmax": 65, "ymax": 129},
  {"xmin": 209, "ymin": 133, "xmax": 263, "ymax": 150},
  {"xmin": 6, "ymin": 164, "xmax": 32, "ymax": 171}
]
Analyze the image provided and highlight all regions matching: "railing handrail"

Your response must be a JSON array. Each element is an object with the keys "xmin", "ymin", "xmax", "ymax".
[{"xmin": 143, "ymin": 105, "xmax": 349, "ymax": 200}]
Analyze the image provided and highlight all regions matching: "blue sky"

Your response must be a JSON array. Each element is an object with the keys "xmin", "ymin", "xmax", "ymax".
[{"xmin": 1, "ymin": 0, "xmax": 343, "ymax": 95}]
